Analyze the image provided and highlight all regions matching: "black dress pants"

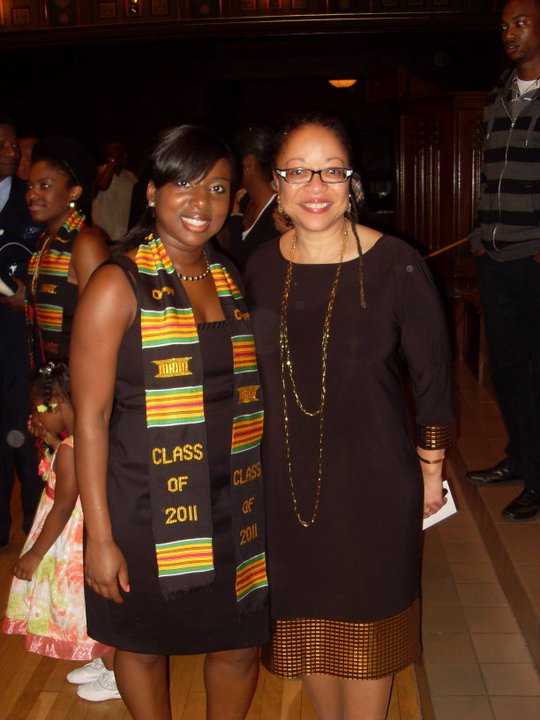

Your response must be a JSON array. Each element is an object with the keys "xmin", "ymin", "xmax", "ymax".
[
  {"xmin": 0, "ymin": 307, "xmax": 42, "ymax": 542},
  {"xmin": 476, "ymin": 253, "xmax": 540, "ymax": 492}
]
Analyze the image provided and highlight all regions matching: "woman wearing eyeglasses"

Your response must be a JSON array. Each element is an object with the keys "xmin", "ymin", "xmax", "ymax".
[{"xmin": 244, "ymin": 114, "xmax": 454, "ymax": 720}]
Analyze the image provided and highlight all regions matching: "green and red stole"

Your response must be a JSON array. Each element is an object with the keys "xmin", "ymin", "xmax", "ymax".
[
  {"xmin": 134, "ymin": 234, "xmax": 268, "ymax": 609},
  {"xmin": 26, "ymin": 209, "xmax": 85, "ymax": 369}
]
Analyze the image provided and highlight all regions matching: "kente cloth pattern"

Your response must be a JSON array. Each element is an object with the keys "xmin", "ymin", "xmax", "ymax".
[
  {"xmin": 134, "ymin": 234, "xmax": 268, "ymax": 606},
  {"xmin": 25, "ymin": 209, "xmax": 84, "ymax": 368},
  {"xmin": 2, "ymin": 437, "xmax": 111, "ymax": 661}
]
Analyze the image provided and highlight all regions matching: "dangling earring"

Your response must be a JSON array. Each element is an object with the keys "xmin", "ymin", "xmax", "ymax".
[
  {"xmin": 277, "ymin": 196, "xmax": 293, "ymax": 228},
  {"xmin": 347, "ymin": 195, "xmax": 352, "ymax": 215},
  {"xmin": 68, "ymin": 200, "xmax": 77, "ymax": 210}
]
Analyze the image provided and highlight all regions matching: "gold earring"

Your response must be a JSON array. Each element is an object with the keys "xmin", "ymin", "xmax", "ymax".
[{"xmin": 277, "ymin": 196, "xmax": 293, "ymax": 228}]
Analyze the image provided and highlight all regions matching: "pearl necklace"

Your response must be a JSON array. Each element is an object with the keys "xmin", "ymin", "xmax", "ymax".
[{"xmin": 178, "ymin": 251, "xmax": 210, "ymax": 281}]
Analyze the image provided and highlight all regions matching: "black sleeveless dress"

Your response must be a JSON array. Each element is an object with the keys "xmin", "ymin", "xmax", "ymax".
[{"xmin": 84, "ymin": 267, "xmax": 269, "ymax": 654}]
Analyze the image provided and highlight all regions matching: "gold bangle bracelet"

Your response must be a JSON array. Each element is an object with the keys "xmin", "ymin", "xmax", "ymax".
[{"xmin": 417, "ymin": 454, "xmax": 445, "ymax": 464}]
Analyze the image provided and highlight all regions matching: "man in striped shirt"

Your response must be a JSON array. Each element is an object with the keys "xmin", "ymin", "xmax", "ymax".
[{"xmin": 466, "ymin": 0, "xmax": 540, "ymax": 520}]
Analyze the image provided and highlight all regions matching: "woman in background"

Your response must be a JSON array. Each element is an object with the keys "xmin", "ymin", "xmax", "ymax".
[
  {"xmin": 223, "ymin": 124, "xmax": 278, "ymax": 270},
  {"xmin": 25, "ymin": 136, "xmax": 109, "ymax": 368}
]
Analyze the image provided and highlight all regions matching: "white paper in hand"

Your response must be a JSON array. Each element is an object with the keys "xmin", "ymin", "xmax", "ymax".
[{"xmin": 423, "ymin": 480, "xmax": 457, "ymax": 530}]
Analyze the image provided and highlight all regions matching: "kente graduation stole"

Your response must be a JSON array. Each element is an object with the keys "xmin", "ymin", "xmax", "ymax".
[
  {"xmin": 134, "ymin": 234, "xmax": 268, "ymax": 607},
  {"xmin": 26, "ymin": 209, "xmax": 85, "ymax": 369}
]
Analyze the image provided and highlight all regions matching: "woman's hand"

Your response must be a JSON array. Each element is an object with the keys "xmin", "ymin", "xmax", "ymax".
[
  {"xmin": 13, "ymin": 550, "xmax": 42, "ymax": 581},
  {"xmin": 417, "ymin": 447, "xmax": 447, "ymax": 519},
  {"xmin": 423, "ymin": 473, "xmax": 447, "ymax": 519},
  {"xmin": 27, "ymin": 412, "xmax": 44, "ymax": 440},
  {"xmin": 84, "ymin": 538, "xmax": 130, "ymax": 604}
]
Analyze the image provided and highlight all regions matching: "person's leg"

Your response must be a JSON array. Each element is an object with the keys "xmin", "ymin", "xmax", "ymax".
[
  {"xmin": 0, "ymin": 443, "xmax": 15, "ymax": 546},
  {"xmin": 476, "ymin": 255, "xmax": 530, "ymax": 473},
  {"xmin": 342, "ymin": 675, "xmax": 393, "ymax": 720},
  {"xmin": 15, "ymin": 436, "xmax": 42, "ymax": 535},
  {"xmin": 302, "ymin": 674, "xmax": 343, "ymax": 720},
  {"xmin": 500, "ymin": 258, "xmax": 540, "ymax": 518},
  {"xmin": 204, "ymin": 646, "xmax": 259, "ymax": 720},
  {"xmin": 1, "ymin": 319, "xmax": 41, "ymax": 539},
  {"xmin": 113, "ymin": 650, "xmax": 171, "ymax": 720},
  {"xmin": 0, "ymin": 351, "xmax": 16, "ymax": 546},
  {"xmin": 302, "ymin": 675, "xmax": 393, "ymax": 720},
  {"xmin": 102, "ymin": 647, "xmax": 115, "ymax": 671},
  {"xmin": 522, "ymin": 259, "xmax": 540, "ymax": 492}
]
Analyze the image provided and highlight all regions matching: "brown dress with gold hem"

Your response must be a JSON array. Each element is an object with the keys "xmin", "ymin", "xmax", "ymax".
[{"xmin": 245, "ymin": 234, "xmax": 454, "ymax": 679}]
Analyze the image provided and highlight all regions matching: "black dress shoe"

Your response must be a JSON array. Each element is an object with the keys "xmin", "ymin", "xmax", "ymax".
[
  {"xmin": 466, "ymin": 459, "xmax": 522, "ymax": 485},
  {"xmin": 502, "ymin": 488, "xmax": 540, "ymax": 520}
]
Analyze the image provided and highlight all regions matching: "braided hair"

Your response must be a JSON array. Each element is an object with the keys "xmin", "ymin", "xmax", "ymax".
[{"xmin": 31, "ymin": 361, "xmax": 70, "ymax": 410}]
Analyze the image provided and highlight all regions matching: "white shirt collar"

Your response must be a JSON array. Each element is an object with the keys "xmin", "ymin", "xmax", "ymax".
[{"xmin": 0, "ymin": 176, "xmax": 13, "ymax": 215}]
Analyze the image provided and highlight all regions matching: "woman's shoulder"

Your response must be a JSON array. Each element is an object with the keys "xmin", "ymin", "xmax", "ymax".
[
  {"xmin": 369, "ymin": 232, "xmax": 423, "ymax": 262},
  {"xmin": 72, "ymin": 225, "xmax": 110, "ymax": 260},
  {"xmin": 84, "ymin": 255, "xmax": 137, "ymax": 299},
  {"xmin": 76, "ymin": 224, "xmax": 107, "ymax": 245}
]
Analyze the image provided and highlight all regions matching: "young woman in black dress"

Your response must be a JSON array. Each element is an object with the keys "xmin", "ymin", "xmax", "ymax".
[{"xmin": 71, "ymin": 126, "xmax": 269, "ymax": 719}]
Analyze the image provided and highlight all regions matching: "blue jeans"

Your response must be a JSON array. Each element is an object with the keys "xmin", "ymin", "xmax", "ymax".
[{"xmin": 476, "ymin": 253, "xmax": 540, "ymax": 492}]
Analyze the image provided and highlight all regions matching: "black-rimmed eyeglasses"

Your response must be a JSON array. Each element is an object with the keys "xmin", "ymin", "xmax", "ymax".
[{"xmin": 274, "ymin": 167, "xmax": 353, "ymax": 184}]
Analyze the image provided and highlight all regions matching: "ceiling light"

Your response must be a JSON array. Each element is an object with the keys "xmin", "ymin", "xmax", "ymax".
[{"xmin": 328, "ymin": 79, "xmax": 357, "ymax": 88}]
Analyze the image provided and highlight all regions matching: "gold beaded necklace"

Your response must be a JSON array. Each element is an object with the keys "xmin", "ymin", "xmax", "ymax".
[{"xmin": 279, "ymin": 223, "xmax": 348, "ymax": 527}]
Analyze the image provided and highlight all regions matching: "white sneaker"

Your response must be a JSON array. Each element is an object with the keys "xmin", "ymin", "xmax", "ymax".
[
  {"xmin": 66, "ymin": 657, "xmax": 105, "ymax": 684},
  {"xmin": 77, "ymin": 668, "xmax": 121, "ymax": 702}
]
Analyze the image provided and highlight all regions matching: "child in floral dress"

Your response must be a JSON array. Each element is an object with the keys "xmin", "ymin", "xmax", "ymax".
[{"xmin": 2, "ymin": 362, "xmax": 119, "ymax": 702}]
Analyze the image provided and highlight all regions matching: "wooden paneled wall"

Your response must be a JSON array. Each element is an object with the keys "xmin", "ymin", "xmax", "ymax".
[
  {"xmin": 397, "ymin": 93, "xmax": 485, "ymax": 278},
  {"xmin": 0, "ymin": 0, "xmax": 499, "ymax": 34}
]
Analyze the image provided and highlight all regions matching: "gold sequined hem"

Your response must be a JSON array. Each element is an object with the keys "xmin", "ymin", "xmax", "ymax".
[
  {"xmin": 416, "ymin": 423, "xmax": 455, "ymax": 450},
  {"xmin": 262, "ymin": 598, "xmax": 421, "ymax": 680}
]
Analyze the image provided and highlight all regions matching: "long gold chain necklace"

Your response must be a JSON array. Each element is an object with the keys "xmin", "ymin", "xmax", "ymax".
[{"xmin": 279, "ymin": 223, "xmax": 348, "ymax": 527}]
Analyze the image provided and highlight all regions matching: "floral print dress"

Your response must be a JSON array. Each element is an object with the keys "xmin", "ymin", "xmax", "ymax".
[{"xmin": 2, "ymin": 436, "xmax": 109, "ymax": 660}]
